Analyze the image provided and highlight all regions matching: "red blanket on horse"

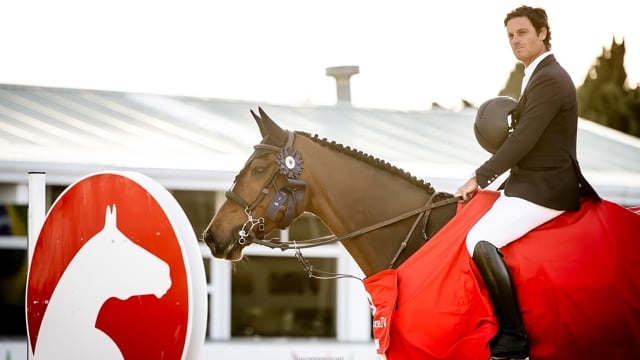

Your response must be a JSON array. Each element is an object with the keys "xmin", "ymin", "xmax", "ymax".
[{"xmin": 364, "ymin": 190, "xmax": 640, "ymax": 360}]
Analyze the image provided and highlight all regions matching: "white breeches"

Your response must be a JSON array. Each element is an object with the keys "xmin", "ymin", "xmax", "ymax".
[{"xmin": 465, "ymin": 191, "xmax": 564, "ymax": 256}]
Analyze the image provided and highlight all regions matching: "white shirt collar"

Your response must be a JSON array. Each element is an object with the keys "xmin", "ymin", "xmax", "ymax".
[{"xmin": 521, "ymin": 50, "xmax": 553, "ymax": 94}]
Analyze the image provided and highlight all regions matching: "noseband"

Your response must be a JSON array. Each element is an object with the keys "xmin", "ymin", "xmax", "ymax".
[{"xmin": 224, "ymin": 131, "xmax": 307, "ymax": 250}]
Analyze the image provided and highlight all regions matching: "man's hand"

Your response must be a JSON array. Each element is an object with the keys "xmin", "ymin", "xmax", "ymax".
[{"xmin": 455, "ymin": 176, "xmax": 479, "ymax": 201}]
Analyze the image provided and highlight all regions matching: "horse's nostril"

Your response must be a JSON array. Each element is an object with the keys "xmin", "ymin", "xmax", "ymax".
[{"xmin": 202, "ymin": 230, "xmax": 216, "ymax": 254}]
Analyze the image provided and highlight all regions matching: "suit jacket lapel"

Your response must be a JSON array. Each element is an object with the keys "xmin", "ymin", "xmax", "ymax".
[
  {"xmin": 522, "ymin": 55, "xmax": 556, "ymax": 95},
  {"xmin": 518, "ymin": 55, "xmax": 556, "ymax": 111}
]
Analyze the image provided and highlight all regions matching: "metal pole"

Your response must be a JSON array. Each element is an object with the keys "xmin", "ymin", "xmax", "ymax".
[
  {"xmin": 27, "ymin": 172, "xmax": 46, "ymax": 263},
  {"xmin": 27, "ymin": 171, "xmax": 46, "ymax": 360}
]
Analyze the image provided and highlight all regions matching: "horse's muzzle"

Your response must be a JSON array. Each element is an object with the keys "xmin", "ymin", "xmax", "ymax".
[
  {"xmin": 202, "ymin": 227, "xmax": 244, "ymax": 261},
  {"xmin": 202, "ymin": 229, "xmax": 218, "ymax": 257}
]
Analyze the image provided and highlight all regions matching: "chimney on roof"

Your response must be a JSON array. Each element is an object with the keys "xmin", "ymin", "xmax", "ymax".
[{"xmin": 326, "ymin": 65, "xmax": 359, "ymax": 105}]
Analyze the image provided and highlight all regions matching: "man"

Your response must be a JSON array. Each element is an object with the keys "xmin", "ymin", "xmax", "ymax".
[{"xmin": 455, "ymin": 5, "xmax": 599, "ymax": 359}]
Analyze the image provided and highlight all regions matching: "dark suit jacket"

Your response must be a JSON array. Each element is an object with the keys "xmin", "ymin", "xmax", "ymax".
[{"xmin": 475, "ymin": 55, "xmax": 600, "ymax": 211}]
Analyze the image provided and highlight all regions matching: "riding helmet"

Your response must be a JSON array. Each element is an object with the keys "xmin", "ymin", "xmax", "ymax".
[{"xmin": 473, "ymin": 96, "xmax": 518, "ymax": 154}]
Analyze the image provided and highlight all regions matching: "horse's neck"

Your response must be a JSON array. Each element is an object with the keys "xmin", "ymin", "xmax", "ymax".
[
  {"xmin": 42, "ymin": 242, "xmax": 108, "ymax": 326},
  {"xmin": 300, "ymin": 137, "xmax": 444, "ymax": 275},
  {"xmin": 308, "ymin": 169, "xmax": 429, "ymax": 233},
  {"xmin": 36, "ymin": 241, "xmax": 123, "ymax": 358}
]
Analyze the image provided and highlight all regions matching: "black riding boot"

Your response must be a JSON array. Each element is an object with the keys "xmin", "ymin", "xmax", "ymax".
[{"xmin": 473, "ymin": 241, "xmax": 529, "ymax": 360}]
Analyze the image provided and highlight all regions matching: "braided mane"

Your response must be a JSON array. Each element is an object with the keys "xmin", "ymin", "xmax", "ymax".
[{"xmin": 296, "ymin": 131, "xmax": 439, "ymax": 195}]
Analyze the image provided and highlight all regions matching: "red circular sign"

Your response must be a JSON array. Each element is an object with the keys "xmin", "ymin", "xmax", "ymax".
[{"xmin": 26, "ymin": 172, "xmax": 206, "ymax": 359}]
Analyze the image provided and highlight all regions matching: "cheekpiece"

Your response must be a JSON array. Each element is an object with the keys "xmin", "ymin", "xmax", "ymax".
[{"xmin": 276, "ymin": 146, "xmax": 304, "ymax": 178}]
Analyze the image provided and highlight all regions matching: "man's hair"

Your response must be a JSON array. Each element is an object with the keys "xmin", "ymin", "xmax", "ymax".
[{"xmin": 505, "ymin": 5, "xmax": 552, "ymax": 50}]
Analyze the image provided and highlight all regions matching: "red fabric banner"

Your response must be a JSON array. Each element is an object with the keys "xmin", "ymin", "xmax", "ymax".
[
  {"xmin": 365, "ymin": 269, "xmax": 398, "ymax": 354},
  {"xmin": 364, "ymin": 190, "xmax": 640, "ymax": 360}
]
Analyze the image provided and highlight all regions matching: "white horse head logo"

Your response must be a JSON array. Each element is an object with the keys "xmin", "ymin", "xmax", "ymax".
[{"xmin": 34, "ymin": 205, "xmax": 171, "ymax": 359}]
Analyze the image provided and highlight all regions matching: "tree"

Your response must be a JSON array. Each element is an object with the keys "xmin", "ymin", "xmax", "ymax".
[
  {"xmin": 499, "ymin": 62, "xmax": 525, "ymax": 100},
  {"xmin": 577, "ymin": 38, "xmax": 640, "ymax": 137}
]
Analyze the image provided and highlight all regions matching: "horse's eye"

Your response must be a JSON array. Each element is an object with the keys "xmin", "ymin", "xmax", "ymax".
[{"xmin": 252, "ymin": 166, "xmax": 266, "ymax": 175}]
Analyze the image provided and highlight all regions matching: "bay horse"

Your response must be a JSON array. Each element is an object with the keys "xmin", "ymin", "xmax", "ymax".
[{"xmin": 204, "ymin": 107, "xmax": 640, "ymax": 360}]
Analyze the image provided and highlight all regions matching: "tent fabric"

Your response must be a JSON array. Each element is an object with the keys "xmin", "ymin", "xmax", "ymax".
[{"xmin": 364, "ymin": 190, "xmax": 640, "ymax": 360}]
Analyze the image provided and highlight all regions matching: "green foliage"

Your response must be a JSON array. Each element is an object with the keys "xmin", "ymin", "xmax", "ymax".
[
  {"xmin": 499, "ymin": 62, "xmax": 525, "ymax": 100},
  {"xmin": 577, "ymin": 38, "xmax": 640, "ymax": 137}
]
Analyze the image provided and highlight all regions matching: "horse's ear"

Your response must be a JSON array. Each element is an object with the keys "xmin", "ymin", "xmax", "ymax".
[
  {"xmin": 251, "ymin": 107, "xmax": 288, "ymax": 146},
  {"xmin": 251, "ymin": 109, "xmax": 261, "ymax": 124},
  {"xmin": 105, "ymin": 205, "xmax": 116, "ymax": 228}
]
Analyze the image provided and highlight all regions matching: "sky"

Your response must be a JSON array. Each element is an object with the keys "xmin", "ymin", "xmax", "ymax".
[{"xmin": 1, "ymin": 0, "xmax": 638, "ymax": 111}]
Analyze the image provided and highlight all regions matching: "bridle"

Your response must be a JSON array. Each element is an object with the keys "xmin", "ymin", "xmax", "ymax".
[
  {"xmin": 223, "ymin": 130, "xmax": 462, "ymax": 277},
  {"xmin": 222, "ymin": 130, "xmax": 307, "ymax": 258}
]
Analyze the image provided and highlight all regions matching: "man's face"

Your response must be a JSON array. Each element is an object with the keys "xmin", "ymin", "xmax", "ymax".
[{"xmin": 506, "ymin": 16, "xmax": 547, "ymax": 67}]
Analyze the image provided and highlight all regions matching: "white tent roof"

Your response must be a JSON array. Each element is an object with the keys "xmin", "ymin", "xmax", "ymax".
[{"xmin": 1, "ymin": 84, "xmax": 639, "ymax": 205}]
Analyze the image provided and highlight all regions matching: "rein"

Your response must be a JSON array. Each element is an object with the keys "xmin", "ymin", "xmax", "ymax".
[
  {"xmin": 253, "ymin": 195, "xmax": 460, "ymax": 251},
  {"xmin": 255, "ymin": 193, "xmax": 461, "ymax": 280}
]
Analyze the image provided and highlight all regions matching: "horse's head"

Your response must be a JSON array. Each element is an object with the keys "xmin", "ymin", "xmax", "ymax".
[
  {"xmin": 94, "ymin": 205, "xmax": 171, "ymax": 299},
  {"xmin": 203, "ymin": 108, "xmax": 309, "ymax": 260}
]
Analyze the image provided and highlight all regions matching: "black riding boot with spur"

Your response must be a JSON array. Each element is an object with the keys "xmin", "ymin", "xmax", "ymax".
[{"xmin": 473, "ymin": 241, "xmax": 529, "ymax": 360}]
